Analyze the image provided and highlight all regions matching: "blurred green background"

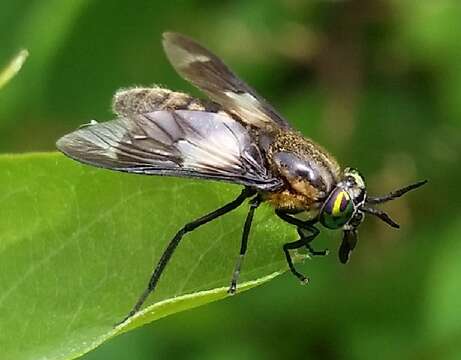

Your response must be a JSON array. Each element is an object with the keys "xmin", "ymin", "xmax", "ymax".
[{"xmin": 1, "ymin": 0, "xmax": 460, "ymax": 359}]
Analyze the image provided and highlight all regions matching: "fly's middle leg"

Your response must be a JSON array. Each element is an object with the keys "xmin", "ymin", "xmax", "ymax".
[{"xmin": 227, "ymin": 195, "xmax": 262, "ymax": 295}]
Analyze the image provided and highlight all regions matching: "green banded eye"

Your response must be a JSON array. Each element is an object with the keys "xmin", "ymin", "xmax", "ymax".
[{"xmin": 320, "ymin": 188, "xmax": 355, "ymax": 229}]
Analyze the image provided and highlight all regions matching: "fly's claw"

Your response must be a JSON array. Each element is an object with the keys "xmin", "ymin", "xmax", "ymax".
[{"xmin": 300, "ymin": 276, "xmax": 310, "ymax": 285}]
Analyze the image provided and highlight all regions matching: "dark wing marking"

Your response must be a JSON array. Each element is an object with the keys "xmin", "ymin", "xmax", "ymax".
[
  {"xmin": 162, "ymin": 32, "xmax": 291, "ymax": 130},
  {"xmin": 56, "ymin": 110, "xmax": 282, "ymax": 190}
]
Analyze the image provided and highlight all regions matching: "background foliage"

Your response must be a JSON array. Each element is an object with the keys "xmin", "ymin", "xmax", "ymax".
[{"xmin": 1, "ymin": 0, "xmax": 460, "ymax": 359}]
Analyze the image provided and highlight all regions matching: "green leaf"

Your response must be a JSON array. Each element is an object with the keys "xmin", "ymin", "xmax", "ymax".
[
  {"xmin": 0, "ymin": 49, "xmax": 28, "ymax": 90},
  {"xmin": 0, "ymin": 152, "xmax": 303, "ymax": 360}
]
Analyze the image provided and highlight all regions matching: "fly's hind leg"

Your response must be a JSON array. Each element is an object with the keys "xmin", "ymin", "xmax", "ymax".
[{"xmin": 116, "ymin": 187, "xmax": 255, "ymax": 326}]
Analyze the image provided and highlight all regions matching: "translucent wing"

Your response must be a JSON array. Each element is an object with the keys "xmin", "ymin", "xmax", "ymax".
[
  {"xmin": 56, "ymin": 110, "xmax": 282, "ymax": 190},
  {"xmin": 162, "ymin": 32, "xmax": 291, "ymax": 130}
]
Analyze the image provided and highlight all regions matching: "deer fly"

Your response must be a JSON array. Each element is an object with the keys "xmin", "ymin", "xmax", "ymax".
[{"xmin": 56, "ymin": 32, "xmax": 426, "ymax": 324}]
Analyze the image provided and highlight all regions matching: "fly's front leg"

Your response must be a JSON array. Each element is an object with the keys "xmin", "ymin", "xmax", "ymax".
[
  {"xmin": 297, "ymin": 228, "xmax": 328, "ymax": 256},
  {"xmin": 283, "ymin": 239, "xmax": 310, "ymax": 284},
  {"xmin": 276, "ymin": 210, "xmax": 322, "ymax": 284}
]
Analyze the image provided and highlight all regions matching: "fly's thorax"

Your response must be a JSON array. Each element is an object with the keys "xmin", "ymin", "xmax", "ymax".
[
  {"xmin": 262, "ymin": 188, "xmax": 320, "ymax": 212},
  {"xmin": 262, "ymin": 130, "xmax": 340, "ymax": 210}
]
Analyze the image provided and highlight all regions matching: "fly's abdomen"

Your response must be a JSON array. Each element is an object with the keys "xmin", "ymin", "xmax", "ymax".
[{"xmin": 112, "ymin": 86, "xmax": 220, "ymax": 117}]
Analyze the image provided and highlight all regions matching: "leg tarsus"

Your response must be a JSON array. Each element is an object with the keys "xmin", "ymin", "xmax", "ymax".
[{"xmin": 227, "ymin": 255, "xmax": 243, "ymax": 295}]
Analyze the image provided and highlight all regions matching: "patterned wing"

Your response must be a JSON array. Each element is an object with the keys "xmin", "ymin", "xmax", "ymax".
[
  {"xmin": 56, "ymin": 110, "xmax": 282, "ymax": 190},
  {"xmin": 162, "ymin": 32, "xmax": 291, "ymax": 130}
]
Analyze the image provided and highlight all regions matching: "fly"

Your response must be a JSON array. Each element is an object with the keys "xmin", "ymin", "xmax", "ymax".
[{"xmin": 56, "ymin": 32, "xmax": 427, "ymax": 325}]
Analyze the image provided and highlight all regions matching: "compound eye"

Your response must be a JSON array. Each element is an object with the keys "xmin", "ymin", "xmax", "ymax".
[{"xmin": 320, "ymin": 188, "xmax": 355, "ymax": 229}]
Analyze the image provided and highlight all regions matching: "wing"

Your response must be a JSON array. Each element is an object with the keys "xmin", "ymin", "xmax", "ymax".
[
  {"xmin": 162, "ymin": 32, "xmax": 291, "ymax": 130},
  {"xmin": 56, "ymin": 110, "xmax": 282, "ymax": 190}
]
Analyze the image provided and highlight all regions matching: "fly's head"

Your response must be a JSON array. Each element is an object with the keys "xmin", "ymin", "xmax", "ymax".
[{"xmin": 319, "ymin": 167, "xmax": 427, "ymax": 264}]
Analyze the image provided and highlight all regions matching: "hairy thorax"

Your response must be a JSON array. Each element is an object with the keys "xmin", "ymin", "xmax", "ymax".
[{"xmin": 262, "ymin": 129, "xmax": 341, "ymax": 213}]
